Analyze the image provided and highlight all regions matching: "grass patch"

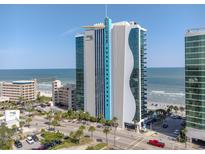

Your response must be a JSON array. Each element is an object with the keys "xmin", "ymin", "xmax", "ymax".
[
  {"xmin": 80, "ymin": 136, "xmax": 92, "ymax": 145},
  {"xmin": 50, "ymin": 137, "xmax": 91, "ymax": 150},
  {"xmin": 86, "ymin": 143, "xmax": 107, "ymax": 150},
  {"xmin": 50, "ymin": 142, "xmax": 76, "ymax": 150}
]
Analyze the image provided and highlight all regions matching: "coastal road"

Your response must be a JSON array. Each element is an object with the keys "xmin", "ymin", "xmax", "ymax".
[{"xmin": 28, "ymin": 115, "xmax": 197, "ymax": 150}]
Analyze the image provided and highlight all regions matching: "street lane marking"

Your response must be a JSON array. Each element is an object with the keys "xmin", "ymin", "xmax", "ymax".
[{"xmin": 126, "ymin": 137, "xmax": 144, "ymax": 149}]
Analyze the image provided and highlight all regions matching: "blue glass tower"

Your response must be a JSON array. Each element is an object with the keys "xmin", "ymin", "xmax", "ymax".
[{"xmin": 104, "ymin": 17, "xmax": 112, "ymax": 120}]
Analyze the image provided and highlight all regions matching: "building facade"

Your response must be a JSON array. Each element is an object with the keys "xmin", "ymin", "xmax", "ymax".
[
  {"xmin": 185, "ymin": 28, "xmax": 205, "ymax": 142},
  {"xmin": 112, "ymin": 21, "xmax": 147, "ymax": 128},
  {"xmin": 52, "ymin": 80, "xmax": 76, "ymax": 110},
  {"xmin": 75, "ymin": 34, "xmax": 85, "ymax": 110},
  {"xmin": 77, "ymin": 17, "xmax": 147, "ymax": 128},
  {"xmin": 0, "ymin": 80, "xmax": 37, "ymax": 102}
]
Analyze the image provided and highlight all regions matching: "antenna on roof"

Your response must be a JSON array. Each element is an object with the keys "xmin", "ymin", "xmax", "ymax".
[{"xmin": 105, "ymin": 4, "xmax": 108, "ymax": 17}]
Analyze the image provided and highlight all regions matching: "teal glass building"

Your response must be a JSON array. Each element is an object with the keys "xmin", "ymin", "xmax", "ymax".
[
  {"xmin": 75, "ymin": 34, "xmax": 84, "ymax": 110},
  {"xmin": 185, "ymin": 28, "xmax": 205, "ymax": 142}
]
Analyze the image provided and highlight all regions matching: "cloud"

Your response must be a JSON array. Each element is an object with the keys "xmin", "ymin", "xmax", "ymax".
[{"xmin": 61, "ymin": 27, "xmax": 80, "ymax": 37}]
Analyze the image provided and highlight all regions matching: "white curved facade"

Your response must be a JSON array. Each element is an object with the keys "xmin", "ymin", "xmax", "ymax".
[{"xmin": 112, "ymin": 22, "xmax": 147, "ymax": 128}]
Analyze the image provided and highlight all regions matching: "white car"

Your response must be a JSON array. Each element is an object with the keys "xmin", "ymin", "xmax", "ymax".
[
  {"xmin": 26, "ymin": 136, "xmax": 35, "ymax": 144},
  {"xmin": 174, "ymin": 130, "xmax": 180, "ymax": 135}
]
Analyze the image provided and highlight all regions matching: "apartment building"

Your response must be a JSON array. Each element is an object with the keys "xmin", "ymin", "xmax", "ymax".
[
  {"xmin": 0, "ymin": 79, "xmax": 37, "ymax": 102},
  {"xmin": 52, "ymin": 80, "xmax": 76, "ymax": 110}
]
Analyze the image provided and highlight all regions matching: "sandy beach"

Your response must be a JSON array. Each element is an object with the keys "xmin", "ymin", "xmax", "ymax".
[
  {"xmin": 147, "ymin": 101, "xmax": 185, "ymax": 116},
  {"xmin": 38, "ymin": 90, "xmax": 52, "ymax": 97}
]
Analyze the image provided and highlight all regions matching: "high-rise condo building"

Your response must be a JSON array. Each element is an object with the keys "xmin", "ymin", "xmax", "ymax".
[
  {"xmin": 76, "ymin": 17, "xmax": 147, "ymax": 128},
  {"xmin": 185, "ymin": 28, "xmax": 205, "ymax": 142}
]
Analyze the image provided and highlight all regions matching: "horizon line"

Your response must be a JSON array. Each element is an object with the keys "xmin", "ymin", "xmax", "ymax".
[{"xmin": 0, "ymin": 66, "xmax": 185, "ymax": 70}]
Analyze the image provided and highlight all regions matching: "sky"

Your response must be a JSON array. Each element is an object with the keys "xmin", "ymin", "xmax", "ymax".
[{"xmin": 0, "ymin": 4, "xmax": 205, "ymax": 69}]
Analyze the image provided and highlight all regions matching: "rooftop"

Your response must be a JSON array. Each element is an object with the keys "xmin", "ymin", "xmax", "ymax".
[
  {"xmin": 12, "ymin": 80, "xmax": 35, "ymax": 84},
  {"xmin": 185, "ymin": 27, "xmax": 205, "ymax": 37}
]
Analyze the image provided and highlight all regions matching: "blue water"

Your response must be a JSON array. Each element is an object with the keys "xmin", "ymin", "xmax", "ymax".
[
  {"xmin": 0, "ymin": 68, "xmax": 185, "ymax": 104},
  {"xmin": 147, "ymin": 68, "xmax": 185, "ymax": 104}
]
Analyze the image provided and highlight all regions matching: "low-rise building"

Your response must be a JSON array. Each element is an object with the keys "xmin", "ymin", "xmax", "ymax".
[
  {"xmin": 0, "ymin": 96, "xmax": 10, "ymax": 102},
  {"xmin": 0, "ymin": 110, "xmax": 20, "ymax": 128},
  {"xmin": 0, "ymin": 79, "xmax": 37, "ymax": 102},
  {"xmin": 52, "ymin": 80, "xmax": 76, "ymax": 110}
]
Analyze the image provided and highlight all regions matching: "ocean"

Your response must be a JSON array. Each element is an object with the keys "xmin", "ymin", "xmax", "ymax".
[{"xmin": 0, "ymin": 68, "xmax": 185, "ymax": 105}]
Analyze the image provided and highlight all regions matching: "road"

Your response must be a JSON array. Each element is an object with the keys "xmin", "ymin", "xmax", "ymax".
[{"xmin": 23, "ymin": 115, "xmax": 199, "ymax": 150}]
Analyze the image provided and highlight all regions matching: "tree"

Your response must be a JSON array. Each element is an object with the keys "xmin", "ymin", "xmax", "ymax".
[
  {"xmin": 179, "ymin": 106, "xmax": 185, "ymax": 113},
  {"xmin": 98, "ymin": 114, "xmax": 104, "ymax": 123},
  {"xmin": 178, "ymin": 128, "xmax": 188, "ymax": 148},
  {"xmin": 147, "ymin": 110, "xmax": 154, "ymax": 118},
  {"xmin": 79, "ymin": 125, "xmax": 86, "ymax": 131},
  {"xmin": 36, "ymin": 92, "xmax": 41, "ymax": 103},
  {"xmin": 26, "ymin": 117, "xmax": 32, "ymax": 127},
  {"xmin": 54, "ymin": 111, "xmax": 62, "ymax": 123},
  {"xmin": 0, "ymin": 123, "xmax": 14, "ymax": 149},
  {"xmin": 75, "ymin": 129, "xmax": 84, "ymax": 141},
  {"xmin": 88, "ymin": 126, "xmax": 96, "ymax": 139},
  {"xmin": 103, "ymin": 126, "xmax": 111, "ymax": 145},
  {"xmin": 51, "ymin": 120, "xmax": 58, "ymax": 130},
  {"xmin": 90, "ymin": 116, "xmax": 97, "ymax": 122},
  {"xmin": 112, "ymin": 117, "xmax": 119, "ymax": 147},
  {"xmin": 11, "ymin": 124, "xmax": 18, "ymax": 134},
  {"xmin": 133, "ymin": 120, "xmax": 138, "ymax": 132},
  {"xmin": 46, "ymin": 111, "xmax": 53, "ymax": 129},
  {"xmin": 84, "ymin": 112, "xmax": 90, "ymax": 121},
  {"xmin": 168, "ymin": 105, "xmax": 174, "ymax": 113},
  {"xmin": 69, "ymin": 128, "xmax": 84, "ymax": 143},
  {"xmin": 19, "ymin": 121, "xmax": 25, "ymax": 132},
  {"xmin": 174, "ymin": 106, "xmax": 179, "ymax": 114}
]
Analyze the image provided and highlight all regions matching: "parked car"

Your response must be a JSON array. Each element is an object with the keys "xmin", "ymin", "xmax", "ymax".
[
  {"xmin": 43, "ymin": 143, "xmax": 52, "ymax": 149},
  {"xmin": 32, "ymin": 145, "xmax": 46, "ymax": 150},
  {"xmin": 26, "ymin": 136, "xmax": 35, "ymax": 144},
  {"xmin": 174, "ymin": 130, "xmax": 180, "ymax": 135},
  {"xmin": 162, "ymin": 124, "xmax": 168, "ymax": 128},
  {"xmin": 177, "ymin": 116, "xmax": 182, "ymax": 119},
  {"xmin": 147, "ymin": 139, "xmax": 165, "ymax": 148},
  {"xmin": 96, "ymin": 138, "xmax": 103, "ymax": 142},
  {"xmin": 32, "ymin": 135, "xmax": 39, "ymax": 142},
  {"xmin": 64, "ymin": 135, "xmax": 69, "ymax": 140},
  {"xmin": 97, "ymin": 124, "xmax": 102, "ymax": 128},
  {"xmin": 47, "ymin": 127, "xmax": 55, "ymax": 131},
  {"xmin": 181, "ymin": 122, "xmax": 186, "ymax": 127},
  {"xmin": 14, "ymin": 140, "xmax": 23, "ymax": 148}
]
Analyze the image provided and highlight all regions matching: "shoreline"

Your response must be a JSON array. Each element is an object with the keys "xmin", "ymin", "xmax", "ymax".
[{"xmin": 38, "ymin": 90, "xmax": 52, "ymax": 97}]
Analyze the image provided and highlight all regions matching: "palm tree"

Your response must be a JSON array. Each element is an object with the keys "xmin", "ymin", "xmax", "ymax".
[
  {"xmin": 19, "ymin": 121, "xmax": 25, "ymax": 132},
  {"xmin": 51, "ymin": 119, "xmax": 58, "ymax": 130},
  {"xmin": 75, "ymin": 129, "xmax": 84, "ymax": 142},
  {"xmin": 112, "ymin": 117, "xmax": 119, "ymax": 147},
  {"xmin": 11, "ymin": 124, "xmax": 18, "ymax": 135},
  {"xmin": 88, "ymin": 126, "xmax": 96, "ymax": 139},
  {"xmin": 26, "ymin": 117, "xmax": 32, "ymax": 127},
  {"xmin": 79, "ymin": 125, "xmax": 86, "ymax": 131},
  {"xmin": 182, "ymin": 128, "xmax": 188, "ymax": 148},
  {"xmin": 174, "ymin": 106, "xmax": 179, "ymax": 115},
  {"xmin": 46, "ymin": 111, "xmax": 53, "ymax": 129},
  {"xmin": 133, "ymin": 120, "xmax": 138, "ymax": 132},
  {"xmin": 103, "ymin": 126, "xmax": 111, "ymax": 145}
]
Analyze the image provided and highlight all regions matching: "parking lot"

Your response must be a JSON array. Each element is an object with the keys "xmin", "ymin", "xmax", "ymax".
[
  {"xmin": 13, "ymin": 138, "xmax": 41, "ymax": 150},
  {"xmin": 147, "ymin": 115, "xmax": 185, "ymax": 138}
]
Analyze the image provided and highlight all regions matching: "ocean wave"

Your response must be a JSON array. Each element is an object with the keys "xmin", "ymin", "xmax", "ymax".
[
  {"xmin": 150, "ymin": 90, "xmax": 185, "ymax": 96},
  {"xmin": 38, "ymin": 83, "xmax": 52, "ymax": 87}
]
